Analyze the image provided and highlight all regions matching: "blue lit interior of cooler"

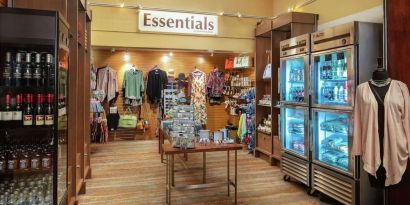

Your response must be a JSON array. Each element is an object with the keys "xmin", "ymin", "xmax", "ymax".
[
  {"xmin": 315, "ymin": 50, "xmax": 349, "ymax": 106},
  {"xmin": 315, "ymin": 111, "xmax": 349, "ymax": 171},
  {"xmin": 284, "ymin": 107, "xmax": 305, "ymax": 155},
  {"xmin": 284, "ymin": 57, "xmax": 304, "ymax": 102}
]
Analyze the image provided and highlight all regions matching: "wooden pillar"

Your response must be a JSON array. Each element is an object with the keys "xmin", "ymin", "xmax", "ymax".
[{"xmin": 386, "ymin": 0, "xmax": 410, "ymax": 204}]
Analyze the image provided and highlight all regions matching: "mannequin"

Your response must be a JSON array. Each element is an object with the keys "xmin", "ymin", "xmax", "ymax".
[{"xmin": 367, "ymin": 58, "xmax": 391, "ymax": 188}]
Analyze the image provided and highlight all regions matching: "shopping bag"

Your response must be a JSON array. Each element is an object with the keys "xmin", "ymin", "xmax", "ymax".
[
  {"xmin": 263, "ymin": 52, "xmax": 272, "ymax": 80},
  {"xmin": 118, "ymin": 108, "xmax": 137, "ymax": 128},
  {"xmin": 225, "ymin": 57, "xmax": 234, "ymax": 70}
]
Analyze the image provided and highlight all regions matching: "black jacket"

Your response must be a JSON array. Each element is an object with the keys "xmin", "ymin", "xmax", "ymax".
[{"xmin": 146, "ymin": 69, "xmax": 168, "ymax": 104}]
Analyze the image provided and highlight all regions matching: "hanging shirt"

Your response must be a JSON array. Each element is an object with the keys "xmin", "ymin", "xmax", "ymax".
[
  {"xmin": 96, "ymin": 66, "xmax": 118, "ymax": 102},
  {"xmin": 146, "ymin": 69, "xmax": 168, "ymax": 104},
  {"xmin": 352, "ymin": 80, "xmax": 410, "ymax": 186},
  {"xmin": 207, "ymin": 70, "xmax": 225, "ymax": 97},
  {"xmin": 188, "ymin": 70, "xmax": 207, "ymax": 125},
  {"xmin": 123, "ymin": 69, "xmax": 144, "ymax": 100}
]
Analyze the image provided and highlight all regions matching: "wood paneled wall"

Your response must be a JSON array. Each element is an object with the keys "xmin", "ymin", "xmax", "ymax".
[
  {"xmin": 92, "ymin": 49, "xmax": 254, "ymax": 139},
  {"xmin": 387, "ymin": 0, "xmax": 410, "ymax": 204},
  {"xmin": 0, "ymin": 0, "xmax": 6, "ymax": 7}
]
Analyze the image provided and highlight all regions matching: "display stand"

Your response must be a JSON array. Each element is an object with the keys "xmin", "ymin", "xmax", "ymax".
[{"xmin": 254, "ymin": 12, "xmax": 317, "ymax": 165}]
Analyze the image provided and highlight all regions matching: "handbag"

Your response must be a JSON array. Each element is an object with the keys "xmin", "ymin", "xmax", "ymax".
[
  {"xmin": 225, "ymin": 57, "xmax": 234, "ymax": 70},
  {"xmin": 118, "ymin": 108, "xmax": 137, "ymax": 128},
  {"xmin": 263, "ymin": 53, "xmax": 272, "ymax": 80},
  {"xmin": 234, "ymin": 55, "xmax": 251, "ymax": 69}
]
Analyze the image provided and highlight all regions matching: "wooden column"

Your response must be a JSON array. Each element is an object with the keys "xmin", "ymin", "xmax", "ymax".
[{"xmin": 386, "ymin": 0, "xmax": 410, "ymax": 204}]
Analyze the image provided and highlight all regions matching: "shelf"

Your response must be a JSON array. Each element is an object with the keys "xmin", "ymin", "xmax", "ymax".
[
  {"xmin": 320, "ymin": 78, "xmax": 348, "ymax": 82},
  {"xmin": 257, "ymin": 104, "xmax": 271, "ymax": 108},
  {"xmin": 0, "ymin": 168, "xmax": 52, "ymax": 176},
  {"xmin": 0, "ymin": 37, "xmax": 55, "ymax": 46},
  {"xmin": 257, "ymin": 130, "xmax": 272, "ymax": 136},
  {"xmin": 288, "ymin": 80, "xmax": 304, "ymax": 83}
]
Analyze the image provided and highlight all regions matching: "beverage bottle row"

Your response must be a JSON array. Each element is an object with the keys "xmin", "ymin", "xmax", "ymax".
[
  {"xmin": 0, "ymin": 145, "xmax": 52, "ymax": 172},
  {"xmin": 289, "ymin": 86, "xmax": 304, "ymax": 102},
  {"xmin": 0, "ymin": 174, "xmax": 53, "ymax": 205},
  {"xmin": 289, "ymin": 68, "xmax": 303, "ymax": 82},
  {"xmin": 321, "ymin": 82, "xmax": 348, "ymax": 103},
  {"xmin": 1, "ymin": 51, "xmax": 54, "ymax": 87},
  {"xmin": 0, "ymin": 92, "xmax": 54, "ymax": 128},
  {"xmin": 320, "ymin": 53, "xmax": 348, "ymax": 80}
]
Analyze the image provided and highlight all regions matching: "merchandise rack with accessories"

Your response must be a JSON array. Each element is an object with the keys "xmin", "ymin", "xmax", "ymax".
[
  {"xmin": 254, "ymin": 12, "xmax": 318, "ymax": 165},
  {"xmin": 0, "ymin": 7, "xmax": 69, "ymax": 204}
]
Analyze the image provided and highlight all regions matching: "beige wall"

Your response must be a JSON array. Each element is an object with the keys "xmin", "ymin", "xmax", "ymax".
[
  {"xmin": 90, "ymin": 0, "xmax": 273, "ymax": 53},
  {"xmin": 273, "ymin": 0, "xmax": 383, "ymax": 25}
]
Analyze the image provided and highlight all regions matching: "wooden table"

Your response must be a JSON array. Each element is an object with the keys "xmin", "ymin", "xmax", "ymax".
[{"xmin": 163, "ymin": 143, "xmax": 242, "ymax": 205}]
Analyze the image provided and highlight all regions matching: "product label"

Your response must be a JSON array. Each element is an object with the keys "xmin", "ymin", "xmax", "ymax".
[
  {"xmin": 36, "ymin": 115, "xmax": 45, "ymax": 126},
  {"xmin": 42, "ymin": 158, "xmax": 50, "ymax": 169},
  {"xmin": 23, "ymin": 115, "xmax": 33, "ymax": 126},
  {"xmin": 2, "ymin": 69, "xmax": 11, "ymax": 78},
  {"xmin": 45, "ymin": 115, "xmax": 54, "ymax": 125},
  {"xmin": 31, "ymin": 159, "xmax": 39, "ymax": 169},
  {"xmin": 0, "ymin": 161, "xmax": 5, "ymax": 171},
  {"xmin": 7, "ymin": 160, "xmax": 16, "ymax": 170},
  {"xmin": 12, "ymin": 111, "xmax": 22, "ymax": 121},
  {"xmin": 19, "ymin": 159, "xmax": 28, "ymax": 169},
  {"xmin": 23, "ymin": 70, "xmax": 32, "ymax": 79},
  {"xmin": 13, "ymin": 69, "xmax": 22, "ymax": 78},
  {"xmin": 2, "ymin": 111, "xmax": 12, "ymax": 121}
]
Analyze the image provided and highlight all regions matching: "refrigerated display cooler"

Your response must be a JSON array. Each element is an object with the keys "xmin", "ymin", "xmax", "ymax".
[
  {"xmin": 280, "ymin": 105, "xmax": 309, "ymax": 185},
  {"xmin": 279, "ymin": 34, "xmax": 311, "ymax": 186},
  {"xmin": 310, "ymin": 22, "xmax": 383, "ymax": 205}
]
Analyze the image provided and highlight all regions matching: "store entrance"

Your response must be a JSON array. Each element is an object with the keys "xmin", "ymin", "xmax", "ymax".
[{"xmin": 91, "ymin": 48, "xmax": 253, "ymax": 143}]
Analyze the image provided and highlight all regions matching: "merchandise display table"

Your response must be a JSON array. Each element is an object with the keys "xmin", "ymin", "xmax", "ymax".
[{"xmin": 163, "ymin": 143, "xmax": 242, "ymax": 205}]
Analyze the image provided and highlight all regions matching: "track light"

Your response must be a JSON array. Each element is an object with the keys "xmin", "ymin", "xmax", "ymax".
[
  {"xmin": 169, "ymin": 52, "xmax": 173, "ymax": 57},
  {"xmin": 237, "ymin": 12, "xmax": 242, "ymax": 18},
  {"xmin": 219, "ymin": 11, "xmax": 224, "ymax": 16},
  {"xmin": 123, "ymin": 51, "xmax": 130, "ymax": 62},
  {"xmin": 120, "ymin": 2, "xmax": 125, "ymax": 8}
]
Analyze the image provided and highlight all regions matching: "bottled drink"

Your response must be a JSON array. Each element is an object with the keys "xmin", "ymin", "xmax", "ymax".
[
  {"xmin": 338, "ymin": 84, "xmax": 344, "ymax": 102},
  {"xmin": 0, "ymin": 150, "xmax": 6, "ymax": 172},
  {"xmin": 333, "ymin": 85, "xmax": 338, "ymax": 102},
  {"xmin": 23, "ymin": 94, "xmax": 33, "ymax": 127},
  {"xmin": 1, "ymin": 94, "xmax": 13, "ymax": 123},
  {"xmin": 331, "ymin": 59, "xmax": 338, "ymax": 80},
  {"xmin": 342, "ymin": 57, "xmax": 348, "ymax": 78},
  {"xmin": 33, "ymin": 53, "xmax": 42, "ymax": 87},
  {"xmin": 22, "ymin": 53, "xmax": 32, "ymax": 87},
  {"xmin": 7, "ymin": 151, "xmax": 18, "ymax": 171},
  {"xmin": 45, "ymin": 54, "xmax": 54, "ymax": 87},
  {"xmin": 12, "ymin": 53, "xmax": 23, "ymax": 87},
  {"xmin": 44, "ymin": 94, "xmax": 54, "ymax": 126},
  {"xmin": 12, "ymin": 94, "xmax": 23, "ymax": 123},
  {"xmin": 2, "ymin": 52, "xmax": 12, "ymax": 86},
  {"xmin": 344, "ymin": 82, "xmax": 348, "ymax": 102},
  {"xmin": 30, "ymin": 149, "xmax": 41, "ymax": 170},
  {"xmin": 35, "ymin": 94, "xmax": 44, "ymax": 126},
  {"xmin": 19, "ymin": 151, "xmax": 30, "ymax": 171},
  {"xmin": 41, "ymin": 147, "xmax": 51, "ymax": 169}
]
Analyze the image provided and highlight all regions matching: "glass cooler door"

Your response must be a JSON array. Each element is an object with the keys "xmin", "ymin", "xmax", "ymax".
[
  {"xmin": 312, "ymin": 108, "xmax": 354, "ymax": 175},
  {"xmin": 311, "ymin": 47, "xmax": 355, "ymax": 110},
  {"xmin": 280, "ymin": 106, "xmax": 308, "ymax": 158},
  {"xmin": 280, "ymin": 55, "xmax": 309, "ymax": 105}
]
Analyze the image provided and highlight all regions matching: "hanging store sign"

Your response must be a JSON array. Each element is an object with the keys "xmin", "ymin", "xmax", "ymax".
[{"xmin": 138, "ymin": 10, "xmax": 218, "ymax": 36}]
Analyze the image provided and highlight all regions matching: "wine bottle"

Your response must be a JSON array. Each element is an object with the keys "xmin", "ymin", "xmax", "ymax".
[
  {"xmin": 2, "ymin": 94, "xmax": 13, "ymax": 124},
  {"xmin": 45, "ymin": 54, "xmax": 54, "ymax": 88},
  {"xmin": 22, "ymin": 53, "xmax": 32, "ymax": 87},
  {"xmin": 33, "ymin": 53, "xmax": 42, "ymax": 87},
  {"xmin": 12, "ymin": 94, "xmax": 23, "ymax": 126},
  {"xmin": 23, "ymin": 94, "xmax": 33, "ymax": 127},
  {"xmin": 2, "ymin": 52, "xmax": 12, "ymax": 86},
  {"xmin": 12, "ymin": 53, "xmax": 23, "ymax": 87},
  {"xmin": 44, "ymin": 93, "xmax": 54, "ymax": 126},
  {"xmin": 35, "ymin": 94, "xmax": 44, "ymax": 126}
]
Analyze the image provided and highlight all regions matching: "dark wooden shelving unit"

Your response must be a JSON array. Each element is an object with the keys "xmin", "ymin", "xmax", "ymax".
[
  {"xmin": 254, "ymin": 12, "xmax": 317, "ymax": 165},
  {"xmin": 11, "ymin": 1, "xmax": 92, "ymax": 204}
]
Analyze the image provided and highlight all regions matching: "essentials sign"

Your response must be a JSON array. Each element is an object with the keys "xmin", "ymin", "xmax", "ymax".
[{"xmin": 138, "ymin": 10, "xmax": 218, "ymax": 35}]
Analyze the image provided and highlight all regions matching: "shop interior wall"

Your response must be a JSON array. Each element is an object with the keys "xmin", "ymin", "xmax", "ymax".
[
  {"xmin": 273, "ymin": 0, "xmax": 383, "ymax": 27},
  {"xmin": 92, "ymin": 49, "xmax": 255, "ymax": 139},
  {"xmin": 89, "ymin": 0, "xmax": 273, "ymax": 53}
]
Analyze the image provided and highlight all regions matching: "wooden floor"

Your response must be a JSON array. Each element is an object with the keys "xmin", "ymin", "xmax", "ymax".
[{"xmin": 78, "ymin": 140, "xmax": 328, "ymax": 205}]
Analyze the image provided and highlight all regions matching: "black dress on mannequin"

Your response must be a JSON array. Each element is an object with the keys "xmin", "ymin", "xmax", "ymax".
[{"xmin": 368, "ymin": 68, "xmax": 390, "ymax": 188}]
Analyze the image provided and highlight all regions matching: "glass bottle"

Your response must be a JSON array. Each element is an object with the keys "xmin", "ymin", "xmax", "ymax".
[
  {"xmin": 2, "ymin": 52, "xmax": 12, "ymax": 86},
  {"xmin": 30, "ymin": 148, "xmax": 41, "ymax": 170},
  {"xmin": 0, "ymin": 150, "xmax": 6, "ymax": 172},
  {"xmin": 7, "ymin": 149, "xmax": 18, "ymax": 171},
  {"xmin": 32, "ymin": 53, "xmax": 42, "ymax": 87},
  {"xmin": 19, "ymin": 151, "xmax": 30, "ymax": 171},
  {"xmin": 41, "ymin": 147, "xmax": 51, "ymax": 169},
  {"xmin": 22, "ymin": 53, "xmax": 32, "ymax": 87},
  {"xmin": 35, "ymin": 94, "xmax": 45, "ymax": 126},
  {"xmin": 12, "ymin": 53, "xmax": 23, "ymax": 87}
]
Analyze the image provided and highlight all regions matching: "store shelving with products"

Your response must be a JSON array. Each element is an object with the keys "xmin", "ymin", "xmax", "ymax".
[
  {"xmin": 254, "ymin": 12, "xmax": 317, "ymax": 165},
  {"xmin": 0, "ymin": 7, "xmax": 69, "ymax": 204}
]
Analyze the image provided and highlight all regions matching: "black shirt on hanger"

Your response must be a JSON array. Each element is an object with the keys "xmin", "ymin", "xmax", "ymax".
[{"xmin": 146, "ymin": 68, "xmax": 168, "ymax": 104}]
